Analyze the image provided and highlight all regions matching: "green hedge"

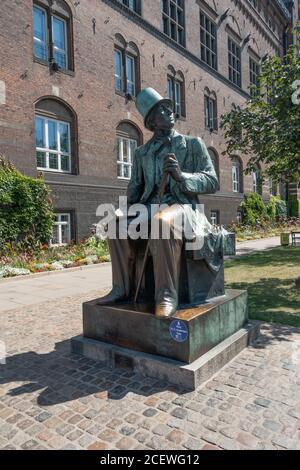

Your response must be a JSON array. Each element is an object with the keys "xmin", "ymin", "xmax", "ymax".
[
  {"xmin": 240, "ymin": 193, "xmax": 269, "ymax": 225},
  {"xmin": 267, "ymin": 196, "xmax": 287, "ymax": 220},
  {"xmin": 0, "ymin": 157, "xmax": 54, "ymax": 249}
]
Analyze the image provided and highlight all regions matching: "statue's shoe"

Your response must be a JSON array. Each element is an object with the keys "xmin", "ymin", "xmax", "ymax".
[
  {"xmin": 155, "ymin": 302, "xmax": 177, "ymax": 319},
  {"xmin": 97, "ymin": 288, "xmax": 127, "ymax": 306}
]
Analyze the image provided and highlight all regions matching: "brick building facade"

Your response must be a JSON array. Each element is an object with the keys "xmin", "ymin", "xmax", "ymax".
[{"xmin": 0, "ymin": 0, "xmax": 297, "ymax": 242}]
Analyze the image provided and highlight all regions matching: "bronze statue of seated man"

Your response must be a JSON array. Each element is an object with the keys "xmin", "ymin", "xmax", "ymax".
[{"xmin": 97, "ymin": 87, "xmax": 222, "ymax": 319}]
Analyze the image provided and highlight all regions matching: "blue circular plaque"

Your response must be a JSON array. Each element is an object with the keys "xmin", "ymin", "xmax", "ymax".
[{"xmin": 169, "ymin": 320, "xmax": 189, "ymax": 343}]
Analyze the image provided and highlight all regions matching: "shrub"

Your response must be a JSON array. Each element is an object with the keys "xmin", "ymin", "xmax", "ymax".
[
  {"xmin": 240, "ymin": 193, "xmax": 269, "ymax": 226},
  {"xmin": 266, "ymin": 196, "xmax": 277, "ymax": 221},
  {"xmin": 273, "ymin": 196, "xmax": 287, "ymax": 219},
  {"xmin": 0, "ymin": 156, "xmax": 54, "ymax": 250}
]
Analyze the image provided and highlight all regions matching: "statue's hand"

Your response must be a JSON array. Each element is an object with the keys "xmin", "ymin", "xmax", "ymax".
[{"xmin": 163, "ymin": 153, "xmax": 183, "ymax": 182}]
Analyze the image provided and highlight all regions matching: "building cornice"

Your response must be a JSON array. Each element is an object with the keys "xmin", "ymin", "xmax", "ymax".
[
  {"xmin": 101, "ymin": 0, "xmax": 250, "ymax": 100},
  {"xmin": 236, "ymin": 1, "xmax": 290, "ymax": 47},
  {"xmin": 274, "ymin": 0, "xmax": 292, "ymax": 21}
]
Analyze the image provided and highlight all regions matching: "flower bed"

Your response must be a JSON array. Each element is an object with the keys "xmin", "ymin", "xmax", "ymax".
[
  {"xmin": 228, "ymin": 218, "xmax": 300, "ymax": 243},
  {"xmin": 0, "ymin": 237, "xmax": 109, "ymax": 278}
]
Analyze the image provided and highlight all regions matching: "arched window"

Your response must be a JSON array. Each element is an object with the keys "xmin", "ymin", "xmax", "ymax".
[
  {"xmin": 252, "ymin": 164, "xmax": 262, "ymax": 195},
  {"xmin": 114, "ymin": 35, "xmax": 140, "ymax": 98},
  {"xmin": 33, "ymin": 0, "xmax": 73, "ymax": 71},
  {"xmin": 116, "ymin": 122, "xmax": 142, "ymax": 180},
  {"xmin": 204, "ymin": 88, "xmax": 218, "ymax": 131},
  {"xmin": 35, "ymin": 98, "xmax": 77, "ymax": 173},
  {"xmin": 167, "ymin": 67, "xmax": 186, "ymax": 118},
  {"xmin": 232, "ymin": 156, "xmax": 243, "ymax": 193},
  {"xmin": 208, "ymin": 148, "xmax": 220, "ymax": 183}
]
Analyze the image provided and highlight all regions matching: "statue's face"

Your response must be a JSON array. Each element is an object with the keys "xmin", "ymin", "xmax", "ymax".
[{"xmin": 152, "ymin": 103, "xmax": 175, "ymax": 130}]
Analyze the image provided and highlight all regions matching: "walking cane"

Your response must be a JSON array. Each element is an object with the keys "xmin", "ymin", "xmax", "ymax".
[{"xmin": 134, "ymin": 167, "xmax": 170, "ymax": 303}]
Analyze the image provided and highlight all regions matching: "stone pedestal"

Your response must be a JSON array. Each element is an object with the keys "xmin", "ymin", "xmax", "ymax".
[
  {"xmin": 80, "ymin": 290, "xmax": 248, "ymax": 364},
  {"xmin": 71, "ymin": 322, "xmax": 260, "ymax": 390},
  {"xmin": 71, "ymin": 289, "xmax": 260, "ymax": 389}
]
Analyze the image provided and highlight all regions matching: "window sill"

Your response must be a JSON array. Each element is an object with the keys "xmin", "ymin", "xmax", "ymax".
[
  {"xmin": 115, "ymin": 90, "xmax": 137, "ymax": 101},
  {"xmin": 205, "ymin": 127, "xmax": 219, "ymax": 135},
  {"xmin": 228, "ymin": 80, "xmax": 242, "ymax": 89},
  {"xmin": 163, "ymin": 32, "xmax": 186, "ymax": 49},
  {"xmin": 33, "ymin": 57, "xmax": 75, "ymax": 77},
  {"xmin": 117, "ymin": 177, "xmax": 131, "ymax": 181},
  {"xmin": 38, "ymin": 168, "xmax": 74, "ymax": 175}
]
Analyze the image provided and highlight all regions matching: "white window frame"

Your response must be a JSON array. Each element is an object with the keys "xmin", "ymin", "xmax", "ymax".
[
  {"xmin": 252, "ymin": 171, "xmax": 258, "ymax": 193},
  {"xmin": 117, "ymin": 136, "xmax": 137, "ymax": 180},
  {"xmin": 237, "ymin": 210, "xmax": 242, "ymax": 224},
  {"xmin": 232, "ymin": 162, "xmax": 240, "ymax": 193},
  {"xmin": 36, "ymin": 115, "xmax": 71, "ymax": 173},
  {"xmin": 51, "ymin": 213, "xmax": 71, "ymax": 246},
  {"xmin": 114, "ymin": 50, "xmax": 136, "ymax": 97},
  {"xmin": 52, "ymin": 14, "xmax": 68, "ymax": 69},
  {"xmin": 114, "ymin": 49, "xmax": 123, "ymax": 93},
  {"xmin": 167, "ymin": 77, "xmax": 182, "ymax": 117},
  {"xmin": 125, "ymin": 54, "xmax": 136, "ymax": 97},
  {"xmin": 210, "ymin": 210, "xmax": 219, "ymax": 226},
  {"xmin": 174, "ymin": 81, "xmax": 181, "ymax": 117},
  {"xmin": 33, "ymin": 5, "xmax": 48, "ymax": 61},
  {"xmin": 205, "ymin": 95, "xmax": 217, "ymax": 130}
]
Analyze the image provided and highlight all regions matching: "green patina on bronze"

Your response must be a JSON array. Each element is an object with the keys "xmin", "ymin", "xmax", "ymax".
[{"xmin": 83, "ymin": 290, "xmax": 248, "ymax": 364}]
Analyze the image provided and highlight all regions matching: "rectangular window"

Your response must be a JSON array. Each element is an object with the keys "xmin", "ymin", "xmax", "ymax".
[
  {"xmin": 35, "ymin": 116, "xmax": 71, "ymax": 173},
  {"xmin": 210, "ymin": 210, "xmax": 219, "ymax": 226},
  {"xmin": 249, "ymin": 57, "xmax": 260, "ymax": 95},
  {"xmin": 167, "ymin": 77, "xmax": 184, "ymax": 117},
  {"xmin": 204, "ymin": 95, "xmax": 218, "ymax": 130},
  {"xmin": 33, "ymin": 6, "xmax": 48, "ymax": 61},
  {"xmin": 200, "ymin": 11, "xmax": 217, "ymax": 69},
  {"xmin": 52, "ymin": 15, "xmax": 68, "ymax": 69},
  {"xmin": 117, "ymin": 137, "xmax": 137, "ymax": 180},
  {"xmin": 232, "ymin": 163, "xmax": 240, "ymax": 193},
  {"xmin": 162, "ymin": 0, "xmax": 185, "ymax": 46},
  {"xmin": 228, "ymin": 38, "xmax": 241, "ymax": 87},
  {"xmin": 126, "ymin": 55, "xmax": 136, "ymax": 96},
  {"xmin": 237, "ymin": 210, "xmax": 242, "ymax": 224},
  {"xmin": 51, "ymin": 213, "xmax": 71, "ymax": 246},
  {"xmin": 114, "ymin": 50, "xmax": 136, "ymax": 97},
  {"xmin": 33, "ymin": 3, "xmax": 71, "ymax": 71},
  {"xmin": 114, "ymin": 50, "xmax": 123, "ymax": 92},
  {"xmin": 120, "ymin": 0, "xmax": 140, "ymax": 14}
]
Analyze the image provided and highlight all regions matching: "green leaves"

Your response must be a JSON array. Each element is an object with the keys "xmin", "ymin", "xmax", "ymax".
[
  {"xmin": 221, "ymin": 41, "xmax": 300, "ymax": 182},
  {"xmin": 0, "ymin": 156, "xmax": 54, "ymax": 250}
]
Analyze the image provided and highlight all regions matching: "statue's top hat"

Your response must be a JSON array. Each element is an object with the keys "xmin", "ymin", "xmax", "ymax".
[{"xmin": 136, "ymin": 88, "xmax": 173, "ymax": 128}]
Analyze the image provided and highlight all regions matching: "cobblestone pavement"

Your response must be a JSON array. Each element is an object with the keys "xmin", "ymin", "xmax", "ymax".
[{"xmin": 0, "ymin": 289, "xmax": 300, "ymax": 450}]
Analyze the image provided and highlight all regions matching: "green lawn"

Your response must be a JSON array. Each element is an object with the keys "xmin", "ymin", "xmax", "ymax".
[{"xmin": 225, "ymin": 246, "xmax": 300, "ymax": 326}]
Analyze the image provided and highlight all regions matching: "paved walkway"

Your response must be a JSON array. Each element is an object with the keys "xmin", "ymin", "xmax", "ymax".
[
  {"xmin": 0, "ymin": 237, "xmax": 281, "ymax": 314},
  {"xmin": 0, "ymin": 289, "xmax": 299, "ymax": 450},
  {"xmin": 235, "ymin": 236, "xmax": 281, "ymax": 257}
]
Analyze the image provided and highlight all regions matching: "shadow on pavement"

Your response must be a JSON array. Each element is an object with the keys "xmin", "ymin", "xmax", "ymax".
[
  {"xmin": 0, "ymin": 339, "xmax": 187, "ymax": 407},
  {"xmin": 1, "ymin": 320, "xmax": 300, "ymax": 408}
]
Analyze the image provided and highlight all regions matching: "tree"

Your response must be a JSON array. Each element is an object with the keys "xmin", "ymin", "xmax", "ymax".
[{"xmin": 221, "ymin": 41, "xmax": 300, "ymax": 183}]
